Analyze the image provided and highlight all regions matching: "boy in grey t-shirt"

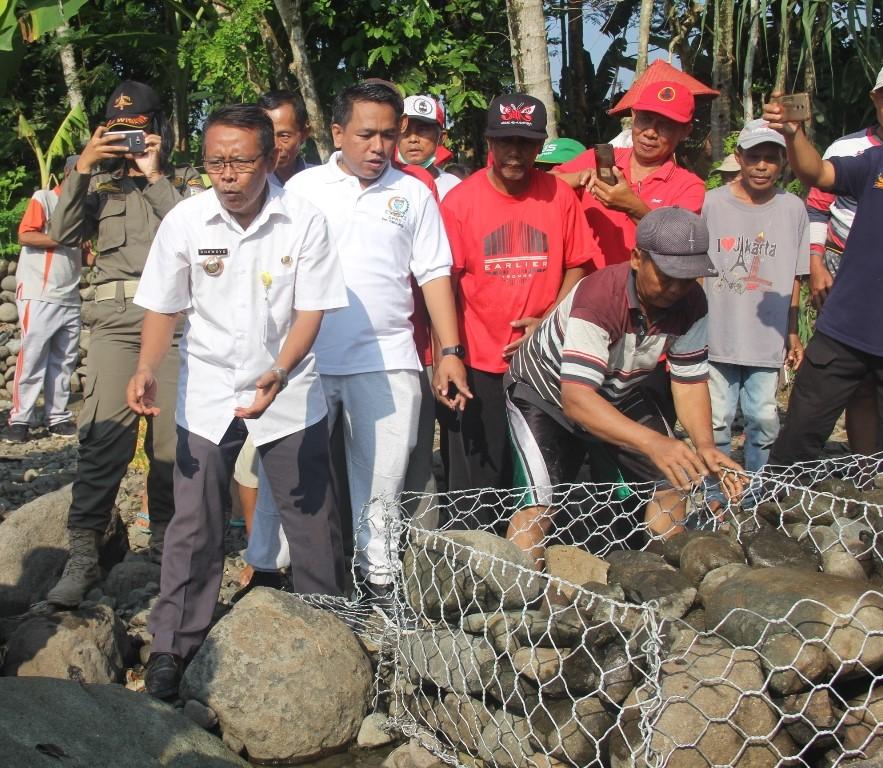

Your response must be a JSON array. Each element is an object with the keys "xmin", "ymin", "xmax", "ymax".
[{"xmin": 703, "ymin": 119, "xmax": 809, "ymax": 470}]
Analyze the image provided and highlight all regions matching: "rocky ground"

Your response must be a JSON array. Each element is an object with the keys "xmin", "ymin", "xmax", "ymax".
[{"xmin": 0, "ymin": 362, "xmax": 861, "ymax": 767}]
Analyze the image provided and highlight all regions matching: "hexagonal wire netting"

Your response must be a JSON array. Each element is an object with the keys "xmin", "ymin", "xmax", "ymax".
[{"xmin": 305, "ymin": 452, "xmax": 883, "ymax": 767}]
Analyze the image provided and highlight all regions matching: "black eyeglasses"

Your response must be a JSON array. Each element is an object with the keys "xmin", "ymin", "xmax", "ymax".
[{"xmin": 203, "ymin": 156, "xmax": 263, "ymax": 174}]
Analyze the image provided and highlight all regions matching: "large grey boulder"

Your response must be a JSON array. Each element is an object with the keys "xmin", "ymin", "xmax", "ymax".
[
  {"xmin": 2, "ymin": 603, "xmax": 129, "ymax": 683},
  {"xmin": 610, "ymin": 637, "xmax": 795, "ymax": 767},
  {"xmin": 705, "ymin": 567, "xmax": 883, "ymax": 683},
  {"xmin": 180, "ymin": 589, "xmax": 372, "ymax": 763},
  {"xmin": 0, "ymin": 484, "xmax": 127, "ymax": 616},
  {"xmin": 0, "ymin": 677, "xmax": 248, "ymax": 767},
  {"xmin": 403, "ymin": 530, "xmax": 542, "ymax": 620}
]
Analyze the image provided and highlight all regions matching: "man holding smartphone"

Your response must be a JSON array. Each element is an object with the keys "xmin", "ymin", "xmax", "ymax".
[
  {"xmin": 764, "ymin": 91, "xmax": 883, "ymax": 466},
  {"xmin": 555, "ymin": 80, "xmax": 704, "ymax": 266},
  {"xmin": 46, "ymin": 81, "xmax": 205, "ymax": 607}
]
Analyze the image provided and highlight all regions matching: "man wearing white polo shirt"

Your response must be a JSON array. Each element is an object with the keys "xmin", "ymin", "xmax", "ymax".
[
  {"xmin": 127, "ymin": 104, "xmax": 347, "ymax": 699},
  {"xmin": 284, "ymin": 81, "xmax": 470, "ymax": 599}
]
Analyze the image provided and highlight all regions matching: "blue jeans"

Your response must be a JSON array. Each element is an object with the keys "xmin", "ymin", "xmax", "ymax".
[{"xmin": 708, "ymin": 362, "xmax": 780, "ymax": 472}]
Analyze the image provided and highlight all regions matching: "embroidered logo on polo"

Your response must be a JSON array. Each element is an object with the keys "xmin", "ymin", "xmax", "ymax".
[
  {"xmin": 381, "ymin": 195, "xmax": 410, "ymax": 228},
  {"xmin": 499, "ymin": 103, "xmax": 536, "ymax": 125},
  {"xmin": 874, "ymin": 173, "xmax": 883, "ymax": 189},
  {"xmin": 482, "ymin": 220, "xmax": 549, "ymax": 281}
]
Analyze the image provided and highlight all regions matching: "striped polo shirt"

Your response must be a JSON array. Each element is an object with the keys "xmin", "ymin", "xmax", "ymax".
[{"xmin": 506, "ymin": 262, "xmax": 708, "ymax": 410}]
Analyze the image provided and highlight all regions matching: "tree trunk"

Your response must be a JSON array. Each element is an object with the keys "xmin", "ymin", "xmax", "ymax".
[
  {"xmin": 56, "ymin": 22, "xmax": 85, "ymax": 112},
  {"xmin": 258, "ymin": 13, "xmax": 292, "ymax": 90},
  {"xmin": 567, "ymin": 0, "xmax": 589, "ymax": 139},
  {"xmin": 635, "ymin": 0, "xmax": 653, "ymax": 76},
  {"xmin": 742, "ymin": 0, "xmax": 760, "ymax": 122},
  {"xmin": 505, "ymin": 0, "xmax": 558, "ymax": 138},
  {"xmin": 774, "ymin": 0, "xmax": 794, "ymax": 93},
  {"xmin": 273, "ymin": 0, "xmax": 333, "ymax": 160},
  {"xmin": 801, "ymin": 5, "xmax": 826, "ymax": 143},
  {"xmin": 710, "ymin": 0, "xmax": 734, "ymax": 160}
]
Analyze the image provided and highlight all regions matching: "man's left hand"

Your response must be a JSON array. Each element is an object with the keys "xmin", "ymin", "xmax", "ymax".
[
  {"xmin": 786, "ymin": 333, "xmax": 804, "ymax": 370},
  {"xmin": 433, "ymin": 356, "xmax": 473, "ymax": 412},
  {"xmin": 588, "ymin": 167, "xmax": 640, "ymax": 213},
  {"xmin": 502, "ymin": 316, "xmax": 542, "ymax": 361},
  {"xmin": 696, "ymin": 445, "xmax": 745, "ymax": 501},
  {"xmin": 234, "ymin": 371, "xmax": 282, "ymax": 419}
]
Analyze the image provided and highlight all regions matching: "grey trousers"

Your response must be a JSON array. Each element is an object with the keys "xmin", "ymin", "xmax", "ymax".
[{"xmin": 149, "ymin": 417, "xmax": 343, "ymax": 659}]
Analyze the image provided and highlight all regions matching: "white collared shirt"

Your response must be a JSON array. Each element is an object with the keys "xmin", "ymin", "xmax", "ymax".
[
  {"xmin": 135, "ymin": 183, "xmax": 347, "ymax": 446},
  {"xmin": 284, "ymin": 153, "xmax": 452, "ymax": 375}
]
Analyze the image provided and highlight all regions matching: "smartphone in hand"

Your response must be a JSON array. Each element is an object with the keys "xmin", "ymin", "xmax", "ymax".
[
  {"xmin": 773, "ymin": 93, "xmax": 811, "ymax": 122},
  {"xmin": 107, "ymin": 129, "xmax": 147, "ymax": 154},
  {"xmin": 594, "ymin": 143, "xmax": 616, "ymax": 185}
]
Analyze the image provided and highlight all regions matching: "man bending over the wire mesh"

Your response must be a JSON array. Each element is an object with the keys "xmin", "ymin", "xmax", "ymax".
[{"xmin": 504, "ymin": 206, "xmax": 744, "ymax": 567}]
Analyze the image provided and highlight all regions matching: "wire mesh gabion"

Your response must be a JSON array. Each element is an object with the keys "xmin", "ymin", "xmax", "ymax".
[{"xmin": 326, "ymin": 453, "xmax": 883, "ymax": 767}]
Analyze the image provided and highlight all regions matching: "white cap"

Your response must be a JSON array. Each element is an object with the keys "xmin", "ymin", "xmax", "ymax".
[{"xmin": 875, "ymin": 65, "xmax": 883, "ymax": 92}]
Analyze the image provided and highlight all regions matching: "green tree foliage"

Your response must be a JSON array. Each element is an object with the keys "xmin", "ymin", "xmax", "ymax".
[{"xmin": 179, "ymin": 0, "xmax": 274, "ymax": 105}]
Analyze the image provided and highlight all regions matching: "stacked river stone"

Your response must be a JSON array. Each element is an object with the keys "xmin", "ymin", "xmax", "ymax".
[{"xmin": 391, "ymin": 476, "xmax": 883, "ymax": 768}]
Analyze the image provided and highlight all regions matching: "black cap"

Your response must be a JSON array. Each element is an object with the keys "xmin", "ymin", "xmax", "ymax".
[
  {"xmin": 635, "ymin": 207, "xmax": 718, "ymax": 279},
  {"xmin": 105, "ymin": 81, "xmax": 162, "ymax": 129},
  {"xmin": 485, "ymin": 94, "xmax": 547, "ymax": 141}
]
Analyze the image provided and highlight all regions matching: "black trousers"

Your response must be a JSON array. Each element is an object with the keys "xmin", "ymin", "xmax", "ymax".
[
  {"xmin": 770, "ymin": 331, "xmax": 883, "ymax": 465},
  {"xmin": 149, "ymin": 417, "xmax": 343, "ymax": 659},
  {"xmin": 439, "ymin": 367, "xmax": 512, "ymax": 528}
]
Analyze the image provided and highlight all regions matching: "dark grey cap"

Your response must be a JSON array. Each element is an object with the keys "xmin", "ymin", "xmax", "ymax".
[{"xmin": 635, "ymin": 207, "xmax": 718, "ymax": 279}]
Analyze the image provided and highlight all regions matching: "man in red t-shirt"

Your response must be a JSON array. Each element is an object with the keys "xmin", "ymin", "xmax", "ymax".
[
  {"xmin": 440, "ymin": 94, "xmax": 603, "ymax": 514},
  {"xmin": 556, "ymin": 80, "xmax": 704, "ymax": 266}
]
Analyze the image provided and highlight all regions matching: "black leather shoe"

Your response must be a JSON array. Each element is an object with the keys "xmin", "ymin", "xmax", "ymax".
[
  {"xmin": 230, "ymin": 569, "xmax": 287, "ymax": 604},
  {"xmin": 144, "ymin": 652, "xmax": 183, "ymax": 700}
]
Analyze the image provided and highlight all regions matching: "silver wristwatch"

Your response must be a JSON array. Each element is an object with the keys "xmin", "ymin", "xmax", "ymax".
[{"xmin": 270, "ymin": 367, "xmax": 288, "ymax": 390}]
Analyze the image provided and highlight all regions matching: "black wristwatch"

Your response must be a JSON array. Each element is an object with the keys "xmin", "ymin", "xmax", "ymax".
[{"xmin": 441, "ymin": 345, "xmax": 466, "ymax": 359}]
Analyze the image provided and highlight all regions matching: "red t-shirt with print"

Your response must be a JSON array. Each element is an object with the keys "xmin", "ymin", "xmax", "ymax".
[
  {"xmin": 441, "ymin": 167, "xmax": 604, "ymax": 374},
  {"xmin": 557, "ymin": 147, "xmax": 705, "ymax": 266}
]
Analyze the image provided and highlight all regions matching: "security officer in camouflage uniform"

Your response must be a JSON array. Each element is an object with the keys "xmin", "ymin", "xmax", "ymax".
[{"xmin": 47, "ymin": 81, "xmax": 204, "ymax": 606}]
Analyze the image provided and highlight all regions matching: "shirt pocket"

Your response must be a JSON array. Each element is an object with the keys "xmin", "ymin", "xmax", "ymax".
[
  {"xmin": 268, "ymin": 272, "xmax": 297, "ymax": 333},
  {"xmin": 96, "ymin": 197, "xmax": 127, "ymax": 253}
]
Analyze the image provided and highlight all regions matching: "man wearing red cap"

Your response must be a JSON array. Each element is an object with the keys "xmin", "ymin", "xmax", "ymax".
[
  {"xmin": 46, "ymin": 81, "xmax": 204, "ymax": 607},
  {"xmin": 556, "ymin": 80, "xmax": 704, "ymax": 266}
]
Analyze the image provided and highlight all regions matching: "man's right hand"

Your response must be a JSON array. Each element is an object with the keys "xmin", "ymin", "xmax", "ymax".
[
  {"xmin": 644, "ymin": 433, "xmax": 710, "ymax": 491},
  {"xmin": 761, "ymin": 93, "xmax": 801, "ymax": 138},
  {"xmin": 809, "ymin": 257, "xmax": 834, "ymax": 309},
  {"xmin": 127, "ymin": 368, "xmax": 160, "ymax": 416},
  {"xmin": 77, "ymin": 125, "xmax": 130, "ymax": 174}
]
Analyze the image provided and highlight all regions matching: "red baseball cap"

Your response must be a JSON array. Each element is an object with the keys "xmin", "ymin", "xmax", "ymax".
[{"xmin": 631, "ymin": 80, "xmax": 695, "ymax": 124}]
